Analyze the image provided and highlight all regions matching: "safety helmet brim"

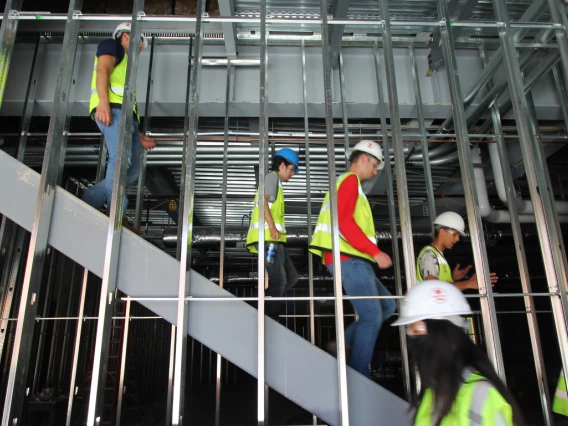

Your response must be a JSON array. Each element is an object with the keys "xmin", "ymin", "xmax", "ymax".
[{"xmin": 392, "ymin": 310, "xmax": 472, "ymax": 326}]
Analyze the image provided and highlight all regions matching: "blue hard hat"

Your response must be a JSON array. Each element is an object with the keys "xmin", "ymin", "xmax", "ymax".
[{"xmin": 273, "ymin": 148, "xmax": 300, "ymax": 173}]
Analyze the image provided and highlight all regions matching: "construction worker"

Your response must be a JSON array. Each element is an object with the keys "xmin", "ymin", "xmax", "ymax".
[
  {"xmin": 393, "ymin": 280, "xmax": 524, "ymax": 425},
  {"xmin": 416, "ymin": 211, "xmax": 498, "ymax": 291},
  {"xmin": 83, "ymin": 22, "xmax": 156, "ymax": 233},
  {"xmin": 553, "ymin": 370, "xmax": 568, "ymax": 416},
  {"xmin": 246, "ymin": 148, "xmax": 300, "ymax": 321},
  {"xmin": 309, "ymin": 140, "xmax": 396, "ymax": 378}
]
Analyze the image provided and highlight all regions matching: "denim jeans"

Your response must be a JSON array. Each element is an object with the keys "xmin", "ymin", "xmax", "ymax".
[
  {"xmin": 327, "ymin": 258, "xmax": 397, "ymax": 377},
  {"xmin": 82, "ymin": 108, "xmax": 142, "ymax": 214},
  {"xmin": 265, "ymin": 243, "xmax": 299, "ymax": 321}
]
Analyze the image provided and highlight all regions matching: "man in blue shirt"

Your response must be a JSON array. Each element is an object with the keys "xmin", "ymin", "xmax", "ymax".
[{"xmin": 83, "ymin": 22, "xmax": 155, "ymax": 233}]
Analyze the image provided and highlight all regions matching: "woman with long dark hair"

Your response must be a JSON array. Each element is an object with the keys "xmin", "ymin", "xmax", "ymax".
[{"xmin": 393, "ymin": 280, "xmax": 524, "ymax": 426}]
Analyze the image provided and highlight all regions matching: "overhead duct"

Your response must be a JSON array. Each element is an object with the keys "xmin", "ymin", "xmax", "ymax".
[{"xmin": 472, "ymin": 147, "xmax": 568, "ymax": 223}]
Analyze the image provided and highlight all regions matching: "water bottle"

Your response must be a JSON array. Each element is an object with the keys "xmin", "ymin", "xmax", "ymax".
[{"xmin": 266, "ymin": 243, "xmax": 277, "ymax": 264}]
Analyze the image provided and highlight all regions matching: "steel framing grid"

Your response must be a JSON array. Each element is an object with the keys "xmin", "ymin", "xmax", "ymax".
[{"xmin": 0, "ymin": 0, "xmax": 567, "ymax": 425}]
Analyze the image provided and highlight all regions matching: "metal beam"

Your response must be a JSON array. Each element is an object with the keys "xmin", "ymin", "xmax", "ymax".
[
  {"xmin": 86, "ymin": 0, "xmax": 144, "ymax": 423},
  {"xmin": 428, "ymin": 0, "xmax": 480, "ymax": 74},
  {"xmin": 329, "ymin": 0, "xmax": 351, "ymax": 68},
  {"xmin": 172, "ymin": 0, "xmax": 205, "ymax": 422},
  {"xmin": 319, "ymin": 0, "xmax": 350, "ymax": 424},
  {"xmin": 1, "ymin": 1, "xmax": 82, "ymax": 423},
  {"xmin": 218, "ymin": 0, "xmax": 237, "ymax": 58},
  {"xmin": 436, "ymin": 0, "xmax": 505, "ymax": 378}
]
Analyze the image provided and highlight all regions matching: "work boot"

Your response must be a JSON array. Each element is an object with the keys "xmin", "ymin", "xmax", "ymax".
[
  {"xmin": 121, "ymin": 217, "xmax": 141, "ymax": 235},
  {"xmin": 325, "ymin": 340, "xmax": 351, "ymax": 362}
]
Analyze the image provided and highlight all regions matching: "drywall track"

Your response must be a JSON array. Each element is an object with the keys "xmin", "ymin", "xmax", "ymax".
[{"xmin": 0, "ymin": 150, "xmax": 410, "ymax": 426}]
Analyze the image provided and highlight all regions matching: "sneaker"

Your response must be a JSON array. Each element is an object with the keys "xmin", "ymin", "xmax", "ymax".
[{"xmin": 121, "ymin": 217, "xmax": 141, "ymax": 235}]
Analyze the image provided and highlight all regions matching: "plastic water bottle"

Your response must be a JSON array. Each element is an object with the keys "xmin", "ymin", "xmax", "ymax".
[{"xmin": 266, "ymin": 243, "xmax": 276, "ymax": 264}]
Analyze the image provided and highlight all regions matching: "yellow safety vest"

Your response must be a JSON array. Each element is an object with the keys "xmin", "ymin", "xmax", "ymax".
[
  {"xmin": 89, "ymin": 51, "xmax": 139, "ymax": 122},
  {"xmin": 416, "ymin": 245, "xmax": 454, "ymax": 283},
  {"xmin": 415, "ymin": 372, "xmax": 514, "ymax": 426},
  {"xmin": 553, "ymin": 370, "xmax": 568, "ymax": 416},
  {"xmin": 309, "ymin": 172, "xmax": 377, "ymax": 263},
  {"xmin": 246, "ymin": 172, "xmax": 286, "ymax": 253}
]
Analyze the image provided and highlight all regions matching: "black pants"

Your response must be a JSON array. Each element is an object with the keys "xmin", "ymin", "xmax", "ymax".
[{"xmin": 265, "ymin": 243, "xmax": 298, "ymax": 321}]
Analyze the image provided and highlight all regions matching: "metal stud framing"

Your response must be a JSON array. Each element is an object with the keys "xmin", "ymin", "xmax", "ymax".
[
  {"xmin": 0, "ymin": 1, "xmax": 567, "ymax": 425},
  {"xmin": 173, "ymin": 0, "xmax": 205, "ymax": 423},
  {"xmin": 319, "ymin": 0, "xmax": 350, "ymax": 423},
  {"xmin": 436, "ymin": 0, "xmax": 505, "ymax": 378},
  {"xmin": 86, "ymin": 1, "xmax": 144, "ymax": 423},
  {"xmin": 1, "ymin": 1, "xmax": 82, "ymax": 423}
]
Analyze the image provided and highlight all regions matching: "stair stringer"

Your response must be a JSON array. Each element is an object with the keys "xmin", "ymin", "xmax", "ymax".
[{"xmin": 0, "ymin": 150, "xmax": 411, "ymax": 426}]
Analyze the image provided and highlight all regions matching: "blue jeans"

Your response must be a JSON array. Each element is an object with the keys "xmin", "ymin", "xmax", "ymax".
[
  {"xmin": 327, "ymin": 258, "xmax": 397, "ymax": 377},
  {"xmin": 82, "ymin": 108, "xmax": 142, "ymax": 214}
]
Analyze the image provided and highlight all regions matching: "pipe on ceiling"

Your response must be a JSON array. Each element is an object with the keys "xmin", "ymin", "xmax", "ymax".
[
  {"xmin": 488, "ymin": 143, "xmax": 568, "ymax": 215},
  {"xmin": 472, "ymin": 147, "xmax": 568, "ymax": 223}
]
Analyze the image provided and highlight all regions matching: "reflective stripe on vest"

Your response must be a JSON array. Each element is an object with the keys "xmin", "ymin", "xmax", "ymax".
[
  {"xmin": 246, "ymin": 173, "xmax": 287, "ymax": 253},
  {"xmin": 416, "ymin": 245, "xmax": 454, "ymax": 283},
  {"xmin": 89, "ymin": 51, "xmax": 139, "ymax": 122},
  {"xmin": 309, "ymin": 172, "xmax": 377, "ymax": 263},
  {"xmin": 553, "ymin": 371, "xmax": 568, "ymax": 416},
  {"xmin": 415, "ymin": 372, "xmax": 514, "ymax": 426}
]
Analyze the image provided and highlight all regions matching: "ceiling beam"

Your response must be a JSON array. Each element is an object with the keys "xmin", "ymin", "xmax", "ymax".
[
  {"xmin": 329, "ymin": 0, "xmax": 351, "ymax": 68},
  {"xmin": 218, "ymin": 0, "xmax": 237, "ymax": 58}
]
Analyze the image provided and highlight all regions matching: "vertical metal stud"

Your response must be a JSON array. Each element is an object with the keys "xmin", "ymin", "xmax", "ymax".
[
  {"xmin": 1, "ymin": 2, "xmax": 83, "ymax": 424},
  {"xmin": 135, "ymin": 36, "xmax": 156, "ymax": 229},
  {"xmin": 214, "ymin": 61, "xmax": 232, "ymax": 426},
  {"xmin": 173, "ymin": 0, "xmax": 205, "ymax": 422},
  {"xmin": 373, "ymin": 41, "xmax": 411, "ymax": 400},
  {"xmin": 300, "ymin": 39, "xmax": 316, "ymax": 370},
  {"xmin": 165, "ymin": 324, "xmax": 176, "ymax": 425},
  {"xmin": 0, "ymin": 0, "xmax": 24, "ymax": 108},
  {"xmin": 116, "ymin": 298, "xmax": 131, "ymax": 426},
  {"xmin": 319, "ymin": 0, "xmax": 350, "ymax": 424},
  {"xmin": 66, "ymin": 269, "xmax": 89, "ymax": 426},
  {"xmin": 339, "ymin": 50, "xmax": 350, "ymax": 156},
  {"xmin": 257, "ymin": 0, "xmax": 268, "ymax": 424},
  {"xmin": 409, "ymin": 42, "xmax": 436, "ymax": 234},
  {"xmin": 86, "ymin": 1, "xmax": 145, "ymax": 423},
  {"xmin": 436, "ymin": 0, "xmax": 505, "ymax": 377},
  {"xmin": 479, "ymin": 43, "xmax": 553, "ymax": 425},
  {"xmin": 378, "ymin": 0, "xmax": 417, "ymax": 283}
]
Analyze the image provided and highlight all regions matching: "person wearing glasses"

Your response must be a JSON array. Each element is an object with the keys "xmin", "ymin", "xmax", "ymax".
[
  {"xmin": 246, "ymin": 148, "xmax": 301, "ymax": 321},
  {"xmin": 416, "ymin": 212, "xmax": 498, "ymax": 291},
  {"xmin": 83, "ymin": 22, "xmax": 156, "ymax": 234}
]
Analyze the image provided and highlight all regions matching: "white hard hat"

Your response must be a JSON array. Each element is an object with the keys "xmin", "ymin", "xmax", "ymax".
[
  {"xmin": 345, "ymin": 140, "xmax": 385, "ymax": 170},
  {"xmin": 433, "ymin": 211, "xmax": 466, "ymax": 236},
  {"xmin": 113, "ymin": 22, "xmax": 148, "ymax": 50},
  {"xmin": 392, "ymin": 280, "xmax": 472, "ymax": 327}
]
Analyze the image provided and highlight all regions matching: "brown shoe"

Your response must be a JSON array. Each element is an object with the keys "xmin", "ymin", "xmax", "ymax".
[
  {"xmin": 122, "ymin": 217, "xmax": 141, "ymax": 235},
  {"xmin": 325, "ymin": 340, "xmax": 351, "ymax": 362}
]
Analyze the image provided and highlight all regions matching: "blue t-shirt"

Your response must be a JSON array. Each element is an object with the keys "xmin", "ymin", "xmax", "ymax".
[{"xmin": 96, "ymin": 38, "xmax": 125, "ymax": 66}]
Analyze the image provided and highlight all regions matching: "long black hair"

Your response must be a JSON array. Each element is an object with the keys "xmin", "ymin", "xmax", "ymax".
[{"xmin": 408, "ymin": 319, "xmax": 524, "ymax": 426}]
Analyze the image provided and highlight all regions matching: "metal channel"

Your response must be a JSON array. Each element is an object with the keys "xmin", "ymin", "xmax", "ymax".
[
  {"xmin": 86, "ymin": 1, "xmax": 145, "ymax": 423},
  {"xmin": 165, "ymin": 324, "xmax": 176, "ymax": 425},
  {"xmin": 0, "ymin": 30, "xmax": 45, "ymax": 363},
  {"xmin": 319, "ymin": 0, "xmax": 350, "ymax": 423},
  {"xmin": 0, "ymin": 0, "xmax": 23, "ymax": 107},
  {"xmin": 339, "ymin": 50, "xmax": 350, "ymax": 157},
  {"xmin": 301, "ymin": 39, "xmax": 317, "ymax": 426},
  {"xmin": 257, "ymin": 0, "xmax": 268, "ymax": 423},
  {"xmin": 492, "ymin": 0, "xmax": 568, "ymax": 382},
  {"xmin": 66, "ymin": 269, "xmax": 89, "ymax": 426},
  {"xmin": 546, "ymin": 0, "xmax": 568, "ymax": 93},
  {"xmin": 480, "ymin": 42, "xmax": 553, "ymax": 425},
  {"xmin": 436, "ymin": 0, "xmax": 505, "ymax": 377},
  {"xmin": 408, "ymin": 42, "xmax": 436, "ymax": 234},
  {"xmin": 378, "ymin": 0, "xmax": 417, "ymax": 282},
  {"xmin": 172, "ymin": 0, "xmax": 205, "ymax": 422},
  {"xmin": 116, "ymin": 298, "xmax": 131, "ymax": 426},
  {"xmin": 372, "ymin": 42, "xmax": 411, "ymax": 400},
  {"xmin": 1, "ymin": 1, "xmax": 83, "ymax": 423},
  {"xmin": 214, "ymin": 60, "xmax": 232, "ymax": 426},
  {"xmin": 135, "ymin": 36, "xmax": 156, "ymax": 229}
]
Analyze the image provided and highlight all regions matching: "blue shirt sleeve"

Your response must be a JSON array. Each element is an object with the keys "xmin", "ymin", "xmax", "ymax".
[{"xmin": 96, "ymin": 39, "xmax": 125, "ymax": 67}]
